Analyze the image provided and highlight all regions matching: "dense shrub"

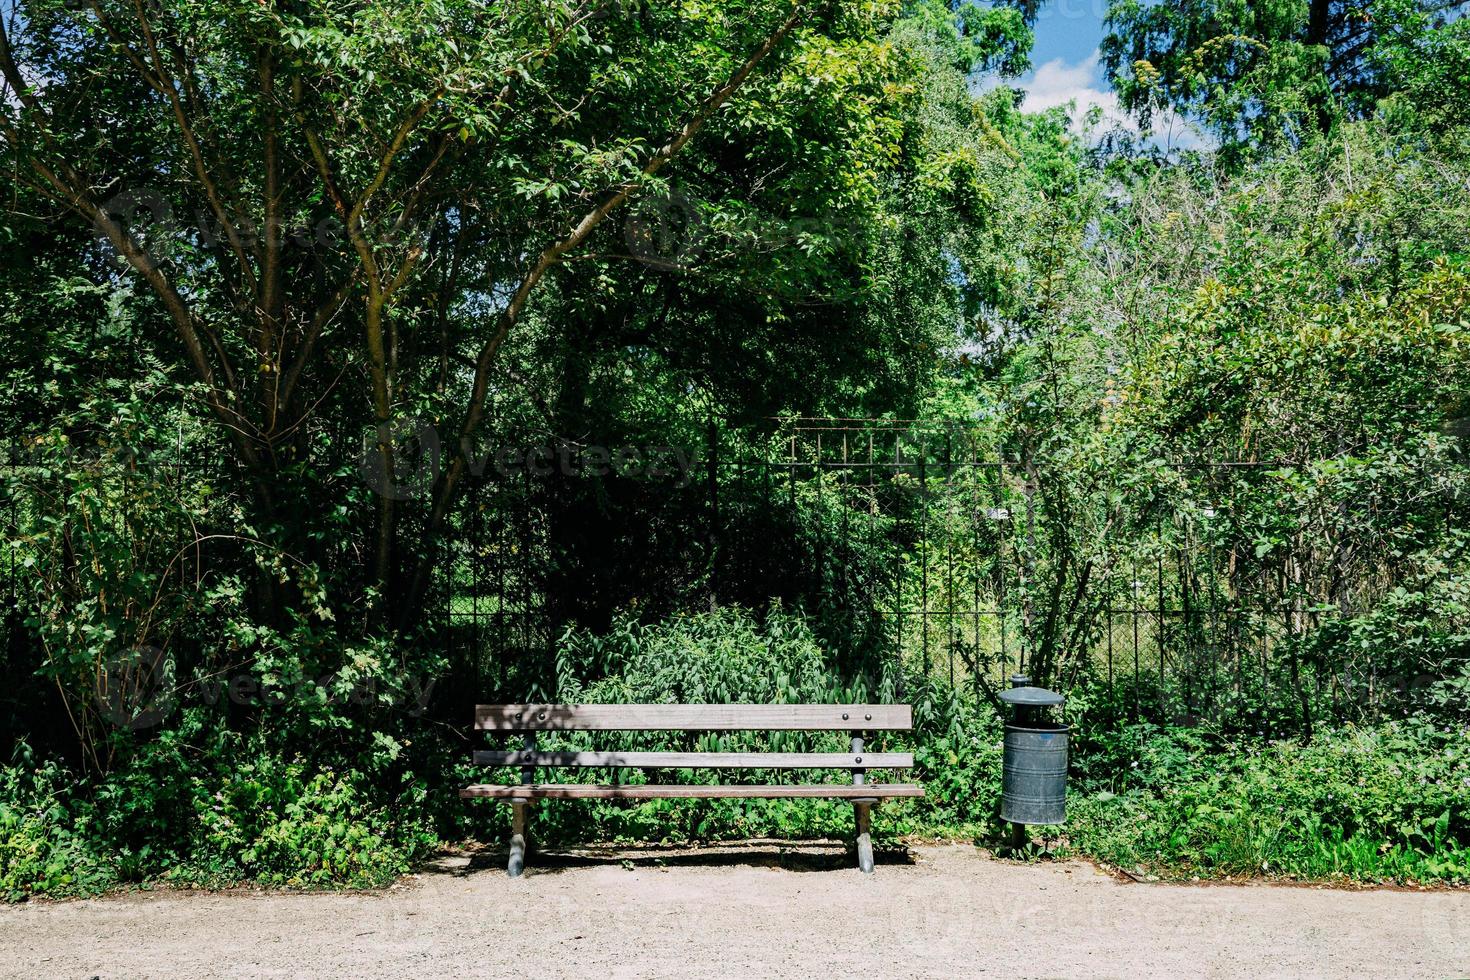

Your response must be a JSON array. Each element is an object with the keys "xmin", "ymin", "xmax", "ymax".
[
  {"xmin": 4, "ymin": 607, "xmax": 1470, "ymax": 899},
  {"xmin": 458, "ymin": 608, "xmax": 1005, "ymax": 845},
  {"xmin": 496, "ymin": 608, "xmax": 917, "ymax": 844},
  {"xmin": 0, "ymin": 752, "xmax": 113, "ymax": 901},
  {"xmin": 1067, "ymin": 721, "xmax": 1470, "ymax": 884},
  {"xmin": 1, "ymin": 731, "xmax": 439, "ymax": 899}
]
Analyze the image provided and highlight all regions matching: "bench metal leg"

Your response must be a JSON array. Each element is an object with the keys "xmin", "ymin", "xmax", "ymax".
[
  {"xmin": 850, "ymin": 730, "xmax": 875, "ymax": 875},
  {"xmin": 508, "ymin": 802, "xmax": 528, "ymax": 878},
  {"xmin": 854, "ymin": 802, "xmax": 874, "ymax": 874},
  {"xmin": 508, "ymin": 732, "xmax": 535, "ymax": 877}
]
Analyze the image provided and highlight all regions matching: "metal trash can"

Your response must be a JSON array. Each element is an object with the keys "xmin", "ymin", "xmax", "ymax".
[{"xmin": 999, "ymin": 675, "xmax": 1068, "ymax": 836}]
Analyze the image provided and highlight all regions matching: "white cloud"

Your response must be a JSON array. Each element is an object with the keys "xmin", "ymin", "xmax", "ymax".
[
  {"xmin": 1021, "ymin": 51, "xmax": 1125, "ymax": 124},
  {"xmin": 1019, "ymin": 50, "xmax": 1211, "ymax": 153}
]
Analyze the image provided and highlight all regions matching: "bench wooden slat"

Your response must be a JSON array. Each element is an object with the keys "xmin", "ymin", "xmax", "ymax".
[
  {"xmin": 472, "ymin": 750, "xmax": 914, "ymax": 769},
  {"xmin": 459, "ymin": 783, "xmax": 924, "ymax": 800},
  {"xmin": 474, "ymin": 704, "xmax": 912, "ymax": 731}
]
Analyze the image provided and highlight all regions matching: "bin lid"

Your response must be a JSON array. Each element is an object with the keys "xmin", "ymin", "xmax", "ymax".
[{"xmin": 998, "ymin": 686, "xmax": 1064, "ymax": 707}]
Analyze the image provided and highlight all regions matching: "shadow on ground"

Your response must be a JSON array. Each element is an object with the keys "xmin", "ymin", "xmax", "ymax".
[{"xmin": 431, "ymin": 841, "xmax": 918, "ymax": 876}]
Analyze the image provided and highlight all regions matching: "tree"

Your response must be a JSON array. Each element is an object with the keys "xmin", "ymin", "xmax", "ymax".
[
  {"xmin": 0, "ymin": 0, "xmax": 843, "ymax": 623},
  {"xmin": 1102, "ymin": 0, "xmax": 1470, "ymax": 147}
]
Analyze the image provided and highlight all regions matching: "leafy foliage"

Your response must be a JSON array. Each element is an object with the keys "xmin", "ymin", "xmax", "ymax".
[
  {"xmin": 1102, "ymin": 0, "xmax": 1470, "ymax": 150},
  {"xmin": 1069, "ymin": 719, "xmax": 1470, "ymax": 884},
  {"xmin": 2, "ymin": 0, "xmax": 1470, "ymax": 900}
]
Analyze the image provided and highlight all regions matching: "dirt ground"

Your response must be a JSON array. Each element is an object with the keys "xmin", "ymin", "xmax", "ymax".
[{"xmin": 2, "ymin": 843, "xmax": 1468, "ymax": 979}]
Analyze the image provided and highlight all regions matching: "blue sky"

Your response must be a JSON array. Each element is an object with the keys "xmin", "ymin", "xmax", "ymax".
[
  {"xmin": 1030, "ymin": 0, "xmax": 1110, "ymax": 66},
  {"xmin": 1014, "ymin": 1, "xmax": 1208, "ymax": 149},
  {"xmin": 1016, "ymin": 3, "xmax": 1120, "ymax": 124}
]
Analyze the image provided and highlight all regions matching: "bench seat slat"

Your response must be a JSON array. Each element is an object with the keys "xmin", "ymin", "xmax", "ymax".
[
  {"xmin": 472, "ymin": 751, "xmax": 914, "ymax": 769},
  {"xmin": 459, "ymin": 783, "xmax": 923, "ymax": 800},
  {"xmin": 474, "ymin": 704, "xmax": 912, "ymax": 732}
]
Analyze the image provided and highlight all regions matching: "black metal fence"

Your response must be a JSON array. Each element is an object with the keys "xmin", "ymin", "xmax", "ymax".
[
  {"xmin": 439, "ymin": 418, "xmax": 1448, "ymax": 731},
  {"xmin": 3, "ymin": 417, "xmax": 1455, "ymax": 741}
]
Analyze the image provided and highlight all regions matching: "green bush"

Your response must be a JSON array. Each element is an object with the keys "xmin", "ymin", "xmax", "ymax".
[
  {"xmin": 173, "ymin": 752, "xmax": 438, "ymax": 889},
  {"xmin": 1, "ymin": 732, "xmax": 440, "ymax": 899},
  {"xmin": 1067, "ymin": 721, "xmax": 1470, "ymax": 884},
  {"xmin": 475, "ymin": 609, "xmax": 1005, "ymax": 845},
  {"xmin": 5, "ymin": 607, "xmax": 1468, "ymax": 900},
  {"xmin": 0, "ymin": 751, "xmax": 114, "ymax": 901},
  {"xmin": 501, "ymin": 607, "xmax": 912, "ymax": 844}
]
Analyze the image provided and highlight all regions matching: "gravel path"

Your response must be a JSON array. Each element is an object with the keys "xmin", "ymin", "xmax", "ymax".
[{"xmin": 2, "ymin": 844, "xmax": 1467, "ymax": 979}]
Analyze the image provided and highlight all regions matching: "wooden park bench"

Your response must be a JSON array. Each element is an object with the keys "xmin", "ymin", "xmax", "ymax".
[{"xmin": 461, "ymin": 704, "xmax": 923, "ymax": 876}]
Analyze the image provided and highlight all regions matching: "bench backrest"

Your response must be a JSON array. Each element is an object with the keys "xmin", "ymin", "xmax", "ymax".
[
  {"xmin": 474, "ymin": 703, "xmax": 912, "ymax": 732},
  {"xmin": 472, "ymin": 704, "xmax": 915, "ymax": 770}
]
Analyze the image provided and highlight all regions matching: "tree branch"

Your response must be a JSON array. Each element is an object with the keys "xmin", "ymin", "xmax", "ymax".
[
  {"xmin": 0, "ymin": 15, "xmax": 261, "ymax": 473},
  {"xmin": 260, "ymin": 46, "xmax": 284, "ymax": 430},
  {"xmin": 128, "ymin": 0, "xmax": 258, "ymax": 297},
  {"xmin": 406, "ymin": 0, "xmax": 816, "ymax": 611}
]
